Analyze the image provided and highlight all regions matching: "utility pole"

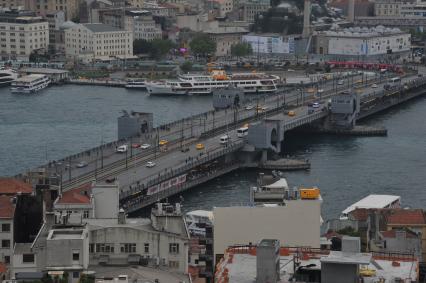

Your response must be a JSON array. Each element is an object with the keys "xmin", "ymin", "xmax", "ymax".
[{"xmin": 180, "ymin": 120, "xmax": 184, "ymax": 148}]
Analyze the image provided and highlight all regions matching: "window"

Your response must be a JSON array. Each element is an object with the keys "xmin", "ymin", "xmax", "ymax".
[
  {"xmin": 22, "ymin": 254, "xmax": 34, "ymax": 263},
  {"xmin": 95, "ymin": 243, "xmax": 114, "ymax": 253},
  {"xmin": 89, "ymin": 244, "xmax": 94, "ymax": 253},
  {"xmin": 2, "ymin": 240, "xmax": 10, "ymax": 248},
  {"xmin": 120, "ymin": 243, "xmax": 136, "ymax": 253},
  {"xmin": 169, "ymin": 243, "xmax": 179, "ymax": 254},
  {"xmin": 73, "ymin": 272, "xmax": 79, "ymax": 278},
  {"xmin": 72, "ymin": 251, "xmax": 79, "ymax": 261},
  {"xmin": 83, "ymin": 210, "xmax": 89, "ymax": 219},
  {"xmin": 4, "ymin": 256, "xmax": 9, "ymax": 264},
  {"xmin": 2, "ymin": 224, "xmax": 10, "ymax": 232},
  {"xmin": 144, "ymin": 243, "xmax": 149, "ymax": 253}
]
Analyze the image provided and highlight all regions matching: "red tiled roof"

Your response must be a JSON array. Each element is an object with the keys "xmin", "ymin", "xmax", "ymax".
[
  {"xmin": 0, "ymin": 262, "xmax": 7, "ymax": 273},
  {"xmin": 0, "ymin": 195, "xmax": 15, "ymax": 218},
  {"xmin": 381, "ymin": 229, "xmax": 418, "ymax": 239},
  {"xmin": 56, "ymin": 183, "xmax": 92, "ymax": 205},
  {"xmin": 322, "ymin": 230, "xmax": 343, "ymax": 240},
  {"xmin": 387, "ymin": 209, "xmax": 426, "ymax": 226},
  {"xmin": 0, "ymin": 178, "xmax": 33, "ymax": 195},
  {"xmin": 349, "ymin": 208, "xmax": 371, "ymax": 221}
]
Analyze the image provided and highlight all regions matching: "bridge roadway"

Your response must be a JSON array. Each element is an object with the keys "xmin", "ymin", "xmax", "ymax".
[
  {"xmin": 38, "ymin": 72, "xmax": 414, "ymax": 198},
  {"xmin": 53, "ymin": 73, "xmax": 374, "ymax": 191}
]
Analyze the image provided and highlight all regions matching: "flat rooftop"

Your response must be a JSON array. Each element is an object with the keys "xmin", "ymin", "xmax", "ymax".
[
  {"xmin": 215, "ymin": 248, "xmax": 418, "ymax": 282},
  {"xmin": 341, "ymin": 194, "xmax": 400, "ymax": 216},
  {"xmin": 16, "ymin": 74, "xmax": 47, "ymax": 82},
  {"xmin": 21, "ymin": 67, "xmax": 69, "ymax": 74},
  {"xmin": 48, "ymin": 229, "xmax": 85, "ymax": 240}
]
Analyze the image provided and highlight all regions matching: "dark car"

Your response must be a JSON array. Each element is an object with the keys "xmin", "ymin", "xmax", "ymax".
[{"xmin": 181, "ymin": 147, "xmax": 190, "ymax": 153}]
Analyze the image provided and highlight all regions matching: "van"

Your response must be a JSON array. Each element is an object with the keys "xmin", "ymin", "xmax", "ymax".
[
  {"xmin": 220, "ymin": 135, "xmax": 229, "ymax": 144},
  {"xmin": 116, "ymin": 145, "xmax": 128, "ymax": 153}
]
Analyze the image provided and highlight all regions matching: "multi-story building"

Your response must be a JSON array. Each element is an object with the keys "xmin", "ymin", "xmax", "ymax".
[
  {"xmin": 64, "ymin": 23, "xmax": 133, "ymax": 60},
  {"xmin": 206, "ymin": 27, "xmax": 249, "ymax": 56},
  {"xmin": 133, "ymin": 13, "xmax": 162, "ymax": 41},
  {"xmin": 241, "ymin": 0, "xmax": 270, "ymax": 23},
  {"xmin": 45, "ymin": 10, "xmax": 65, "ymax": 52},
  {"xmin": 0, "ymin": 196, "xmax": 15, "ymax": 267},
  {"xmin": 315, "ymin": 26, "xmax": 411, "ymax": 59},
  {"xmin": 100, "ymin": 10, "xmax": 162, "ymax": 41},
  {"xmin": 0, "ymin": 10, "xmax": 49, "ymax": 61}
]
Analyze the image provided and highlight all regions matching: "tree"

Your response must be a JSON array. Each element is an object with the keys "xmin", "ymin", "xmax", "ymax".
[
  {"xmin": 231, "ymin": 42, "xmax": 253, "ymax": 58},
  {"xmin": 133, "ymin": 39, "xmax": 152, "ymax": 55},
  {"xmin": 189, "ymin": 33, "xmax": 216, "ymax": 58},
  {"xmin": 180, "ymin": 61, "xmax": 193, "ymax": 73},
  {"xmin": 150, "ymin": 39, "xmax": 175, "ymax": 59}
]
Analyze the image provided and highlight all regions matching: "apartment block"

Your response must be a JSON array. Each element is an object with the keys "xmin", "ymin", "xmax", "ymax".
[
  {"xmin": 0, "ymin": 10, "xmax": 48, "ymax": 61},
  {"xmin": 65, "ymin": 23, "xmax": 133, "ymax": 60}
]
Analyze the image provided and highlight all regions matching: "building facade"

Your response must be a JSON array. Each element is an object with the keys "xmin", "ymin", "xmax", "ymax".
[
  {"xmin": 65, "ymin": 23, "xmax": 133, "ymax": 60},
  {"xmin": 0, "ymin": 10, "xmax": 49, "ymax": 61},
  {"xmin": 315, "ymin": 26, "xmax": 411, "ymax": 59},
  {"xmin": 206, "ymin": 27, "xmax": 249, "ymax": 56},
  {"xmin": 133, "ymin": 14, "xmax": 162, "ymax": 41},
  {"xmin": 213, "ymin": 198, "xmax": 322, "ymax": 261},
  {"xmin": 0, "ymin": 196, "xmax": 15, "ymax": 267},
  {"xmin": 241, "ymin": 0, "xmax": 270, "ymax": 23}
]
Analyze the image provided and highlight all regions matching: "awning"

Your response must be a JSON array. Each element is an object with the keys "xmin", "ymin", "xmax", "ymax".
[
  {"xmin": 127, "ymin": 254, "xmax": 140, "ymax": 264},
  {"xmin": 16, "ymin": 272, "xmax": 44, "ymax": 280},
  {"xmin": 263, "ymin": 178, "xmax": 288, "ymax": 189}
]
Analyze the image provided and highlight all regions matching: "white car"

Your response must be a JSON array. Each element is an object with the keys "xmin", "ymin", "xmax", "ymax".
[
  {"xmin": 140, "ymin": 144, "xmax": 151, "ymax": 149},
  {"xmin": 245, "ymin": 105, "xmax": 254, "ymax": 110},
  {"xmin": 76, "ymin": 161, "xmax": 88, "ymax": 168},
  {"xmin": 116, "ymin": 145, "xmax": 128, "ymax": 153},
  {"xmin": 146, "ymin": 161, "xmax": 156, "ymax": 168},
  {"xmin": 312, "ymin": 102, "xmax": 320, "ymax": 108},
  {"xmin": 337, "ymin": 80, "xmax": 344, "ymax": 85},
  {"xmin": 317, "ymin": 89, "xmax": 324, "ymax": 93},
  {"xmin": 371, "ymin": 84, "xmax": 378, "ymax": 88}
]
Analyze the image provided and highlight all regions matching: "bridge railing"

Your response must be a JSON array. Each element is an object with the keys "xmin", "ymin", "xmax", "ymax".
[{"xmin": 120, "ymin": 141, "xmax": 245, "ymax": 200}]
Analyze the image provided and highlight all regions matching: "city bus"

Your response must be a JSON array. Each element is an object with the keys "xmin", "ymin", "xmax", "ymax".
[{"xmin": 237, "ymin": 127, "xmax": 249, "ymax": 138}]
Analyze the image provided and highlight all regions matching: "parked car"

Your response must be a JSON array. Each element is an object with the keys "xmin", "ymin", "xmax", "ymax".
[
  {"xmin": 288, "ymin": 110, "xmax": 296, "ymax": 117},
  {"xmin": 181, "ymin": 147, "xmax": 190, "ymax": 152},
  {"xmin": 131, "ymin": 143, "xmax": 141, "ymax": 148},
  {"xmin": 312, "ymin": 102, "xmax": 320, "ymax": 108},
  {"xmin": 371, "ymin": 84, "xmax": 378, "ymax": 88}
]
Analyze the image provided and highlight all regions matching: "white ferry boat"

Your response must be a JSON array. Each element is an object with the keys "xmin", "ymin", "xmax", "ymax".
[
  {"xmin": 185, "ymin": 210, "xmax": 213, "ymax": 237},
  {"xmin": 125, "ymin": 79, "xmax": 146, "ymax": 90},
  {"xmin": 146, "ymin": 70, "xmax": 282, "ymax": 96},
  {"xmin": 10, "ymin": 74, "xmax": 50, "ymax": 94},
  {"xmin": 0, "ymin": 69, "xmax": 18, "ymax": 86}
]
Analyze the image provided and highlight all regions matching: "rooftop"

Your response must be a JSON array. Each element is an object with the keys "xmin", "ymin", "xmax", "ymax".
[
  {"xmin": 206, "ymin": 27, "xmax": 249, "ymax": 34},
  {"xmin": 21, "ymin": 67, "xmax": 69, "ymax": 74},
  {"xmin": 380, "ymin": 229, "xmax": 418, "ymax": 239},
  {"xmin": 0, "ymin": 195, "xmax": 15, "ymax": 218},
  {"xmin": 341, "ymin": 194, "xmax": 400, "ymax": 216},
  {"xmin": 83, "ymin": 23, "xmax": 125, "ymax": 33},
  {"xmin": 215, "ymin": 246, "xmax": 418, "ymax": 282},
  {"xmin": 386, "ymin": 209, "xmax": 426, "ymax": 226},
  {"xmin": 56, "ymin": 183, "xmax": 92, "ymax": 205},
  {"xmin": 14, "ymin": 243, "xmax": 32, "ymax": 254},
  {"xmin": 0, "ymin": 178, "xmax": 32, "ymax": 195}
]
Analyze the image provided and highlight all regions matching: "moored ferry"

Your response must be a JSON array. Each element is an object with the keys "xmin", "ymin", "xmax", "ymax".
[
  {"xmin": 0, "ymin": 69, "xmax": 18, "ymax": 86},
  {"xmin": 10, "ymin": 74, "xmax": 50, "ymax": 94},
  {"xmin": 125, "ymin": 79, "xmax": 146, "ymax": 90},
  {"xmin": 146, "ymin": 70, "xmax": 282, "ymax": 96}
]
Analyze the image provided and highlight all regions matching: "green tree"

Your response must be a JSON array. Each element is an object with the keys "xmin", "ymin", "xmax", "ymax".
[
  {"xmin": 337, "ymin": 226, "xmax": 360, "ymax": 237},
  {"xmin": 150, "ymin": 39, "xmax": 175, "ymax": 59},
  {"xmin": 189, "ymin": 33, "xmax": 216, "ymax": 58},
  {"xmin": 231, "ymin": 42, "xmax": 253, "ymax": 58},
  {"xmin": 133, "ymin": 39, "xmax": 153, "ymax": 55},
  {"xmin": 180, "ymin": 61, "xmax": 193, "ymax": 73}
]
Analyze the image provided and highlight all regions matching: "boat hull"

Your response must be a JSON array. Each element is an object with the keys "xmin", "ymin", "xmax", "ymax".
[{"xmin": 10, "ymin": 80, "xmax": 50, "ymax": 94}]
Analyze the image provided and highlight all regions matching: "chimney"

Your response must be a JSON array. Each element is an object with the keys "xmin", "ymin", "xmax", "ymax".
[
  {"xmin": 348, "ymin": 0, "xmax": 355, "ymax": 22},
  {"xmin": 302, "ymin": 0, "xmax": 311, "ymax": 37},
  {"xmin": 118, "ymin": 208, "xmax": 126, "ymax": 224}
]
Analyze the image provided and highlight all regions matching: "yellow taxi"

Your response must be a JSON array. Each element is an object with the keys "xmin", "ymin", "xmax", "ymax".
[
  {"xmin": 288, "ymin": 110, "xmax": 296, "ymax": 117},
  {"xmin": 196, "ymin": 143, "xmax": 205, "ymax": 150},
  {"xmin": 159, "ymin": 139, "xmax": 168, "ymax": 146}
]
